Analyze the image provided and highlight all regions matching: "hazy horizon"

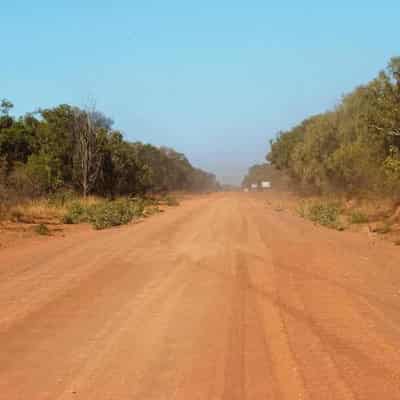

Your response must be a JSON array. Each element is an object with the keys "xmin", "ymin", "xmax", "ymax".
[{"xmin": 2, "ymin": 1, "xmax": 399, "ymax": 184}]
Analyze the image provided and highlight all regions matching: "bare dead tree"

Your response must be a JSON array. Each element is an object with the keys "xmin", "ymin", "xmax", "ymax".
[{"xmin": 72, "ymin": 106, "xmax": 103, "ymax": 197}]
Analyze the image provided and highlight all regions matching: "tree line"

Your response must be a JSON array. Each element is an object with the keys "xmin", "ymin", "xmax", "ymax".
[
  {"xmin": 266, "ymin": 57, "xmax": 400, "ymax": 196},
  {"xmin": 0, "ymin": 101, "xmax": 218, "ymax": 200}
]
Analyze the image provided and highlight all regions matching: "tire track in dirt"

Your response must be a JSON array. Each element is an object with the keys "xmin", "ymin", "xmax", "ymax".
[
  {"xmin": 246, "ymin": 196, "xmax": 400, "ymax": 399},
  {"xmin": 221, "ymin": 253, "xmax": 246, "ymax": 400},
  {"xmin": 55, "ymin": 255, "xmax": 192, "ymax": 400}
]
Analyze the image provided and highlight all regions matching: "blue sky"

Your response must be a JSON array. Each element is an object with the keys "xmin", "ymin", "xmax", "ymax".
[{"xmin": 1, "ymin": 1, "xmax": 399, "ymax": 184}]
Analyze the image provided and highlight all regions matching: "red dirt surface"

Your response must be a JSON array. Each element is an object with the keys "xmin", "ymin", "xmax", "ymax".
[{"xmin": 1, "ymin": 192, "xmax": 400, "ymax": 399}]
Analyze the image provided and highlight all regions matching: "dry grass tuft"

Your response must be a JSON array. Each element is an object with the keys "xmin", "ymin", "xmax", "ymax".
[
  {"xmin": 3, "ymin": 195, "xmax": 104, "ymax": 225},
  {"xmin": 8, "ymin": 200, "xmax": 65, "ymax": 223}
]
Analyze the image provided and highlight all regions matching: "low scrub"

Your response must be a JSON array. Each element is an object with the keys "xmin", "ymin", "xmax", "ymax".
[
  {"xmin": 298, "ymin": 200, "xmax": 342, "ymax": 229},
  {"xmin": 2, "ymin": 193, "xmax": 167, "ymax": 231},
  {"xmin": 349, "ymin": 210, "xmax": 369, "ymax": 224},
  {"xmin": 8, "ymin": 199, "xmax": 66, "ymax": 223},
  {"xmin": 164, "ymin": 195, "xmax": 179, "ymax": 206},
  {"xmin": 62, "ymin": 201, "xmax": 90, "ymax": 224},
  {"xmin": 34, "ymin": 223, "xmax": 50, "ymax": 235},
  {"xmin": 62, "ymin": 198, "xmax": 146, "ymax": 230},
  {"xmin": 143, "ymin": 205, "xmax": 161, "ymax": 217},
  {"xmin": 89, "ymin": 199, "xmax": 145, "ymax": 230}
]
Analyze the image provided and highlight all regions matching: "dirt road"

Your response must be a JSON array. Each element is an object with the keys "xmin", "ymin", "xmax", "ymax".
[{"xmin": 1, "ymin": 193, "xmax": 400, "ymax": 399}]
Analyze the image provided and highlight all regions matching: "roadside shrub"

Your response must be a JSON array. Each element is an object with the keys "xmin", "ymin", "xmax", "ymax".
[
  {"xmin": 61, "ymin": 197, "xmax": 151, "ymax": 229},
  {"xmin": 34, "ymin": 223, "xmax": 50, "ymax": 235},
  {"xmin": 137, "ymin": 196, "xmax": 158, "ymax": 207},
  {"xmin": 89, "ymin": 198, "xmax": 145, "ymax": 230},
  {"xmin": 297, "ymin": 201, "xmax": 307, "ymax": 218},
  {"xmin": 62, "ymin": 214, "xmax": 74, "ymax": 224},
  {"xmin": 62, "ymin": 201, "xmax": 88, "ymax": 224},
  {"xmin": 48, "ymin": 190, "xmax": 77, "ymax": 207},
  {"xmin": 298, "ymin": 200, "xmax": 342, "ymax": 229},
  {"xmin": 165, "ymin": 195, "xmax": 179, "ymax": 206},
  {"xmin": 350, "ymin": 210, "xmax": 369, "ymax": 224},
  {"xmin": 308, "ymin": 202, "xmax": 341, "ymax": 228},
  {"xmin": 143, "ymin": 205, "xmax": 161, "ymax": 217}
]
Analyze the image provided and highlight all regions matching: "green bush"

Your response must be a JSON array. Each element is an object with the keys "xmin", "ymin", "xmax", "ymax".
[
  {"xmin": 61, "ymin": 197, "xmax": 151, "ymax": 229},
  {"xmin": 350, "ymin": 210, "xmax": 369, "ymax": 224},
  {"xmin": 308, "ymin": 202, "xmax": 341, "ymax": 228},
  {"xmin": 89, "ymin": 199, "xmax": 145, "ymax": 230},
  {"xmin": 62, "ymin": 201, "xmax": 89, "ymax": 224},
  {"xmin": 298, "ymin": 200, "xmax": 342, "ymax": 229},
  {"xmin": 138, "ymin": 196, "xmax": 158, "ymax": 206},
  {"xmin": 34, "ymin": 223, "xmax": 50, "ymax": 235},
  {"xmin": 296, "ymin": 201, "xmax": 307, "ymax": 218}
]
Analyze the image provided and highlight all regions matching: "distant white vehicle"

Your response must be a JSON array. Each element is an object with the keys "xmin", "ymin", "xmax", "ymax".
[
  {"xmin": 250, "ymin": 183, "xmax": 258, "ymax": 190},
  {"xmin": 243, "ymin": 188, "xmax": 249, "ymax": 192},
  {"xmin": 261, "ymin": 181, "xmax": 271, "ymax": 189}
]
